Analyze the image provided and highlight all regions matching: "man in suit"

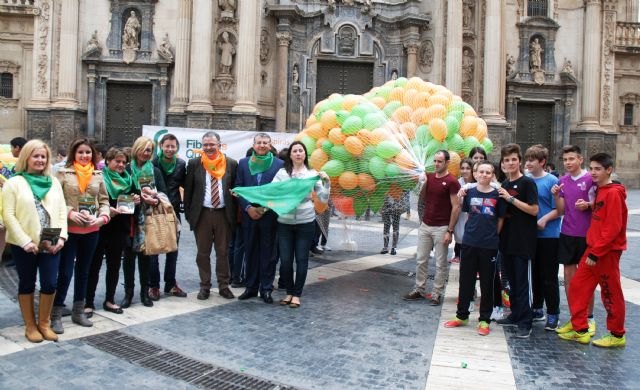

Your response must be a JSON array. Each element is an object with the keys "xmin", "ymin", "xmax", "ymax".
[
  {"xmin": 235, "ymin": 133, "xmax": 284, "ymax": 304},
  {"xmin": 184, "ymin": 131, "xmax": 238, "ymax": 300}
]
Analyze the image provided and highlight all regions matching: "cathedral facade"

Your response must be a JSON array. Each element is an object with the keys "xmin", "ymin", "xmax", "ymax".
[{"xmin": 0, "ymin": 0, "xmax": 639, "ymax": 186}]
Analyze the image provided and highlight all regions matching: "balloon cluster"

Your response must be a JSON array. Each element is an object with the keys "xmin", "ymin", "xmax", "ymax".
[{"xmin": 297, "ymin": 77, "xmax": 494, "ymax": 217}]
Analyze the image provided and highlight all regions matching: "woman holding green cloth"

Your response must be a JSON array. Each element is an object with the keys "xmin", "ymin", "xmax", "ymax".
[
  {"xmin": 85, "ymin": 148, "xmax": 141, "ymax": 314},
  {"xmin": 2, "ymin": 140, "xmax": 67, "ymax": 343},
  {"xmin": 121, "ymin": 136, "xmax": 167, "ymax": 308}
]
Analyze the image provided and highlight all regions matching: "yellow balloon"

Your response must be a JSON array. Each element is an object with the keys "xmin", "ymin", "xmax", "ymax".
[
  {"xmin": 427, "ymin": 94, "xmax": 450, "ymax": 107},
  {"xmin": 460, "ymin": 116, "xmax": 478, "ymax": 138},
  {"xmin": 320, "ymin": 110, "xmax": 339, "ymax": 131},
  {"xmin": 402, "ymin": 89, "xmax": 419, "ymax": 107},
  {"xmin": 424, "ymin": 104, "xmax": 447, "ymax": 121},
  {"xmin": 391, "ymin": 105, "xmax": 413, "ymax": 123},
  {"xmin": 405, "ymin": 77, "xmax": 424, "ymax": 91},
  {"xmin": 429, "ymin": 118, "xmax": 447, "ymax": 142},
  {"xmin": 448, "ymin": 151, "xmax": 461, "ymax": 177}
]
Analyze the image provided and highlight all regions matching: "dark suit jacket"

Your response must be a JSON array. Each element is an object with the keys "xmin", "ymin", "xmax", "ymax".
[
  {"xmin": 235, "ymin": 156, "xmax": 284, "ymax": 212},
  {"xmin": 184, "ymin": 156, "xmax": 238, "ymax": 231}
]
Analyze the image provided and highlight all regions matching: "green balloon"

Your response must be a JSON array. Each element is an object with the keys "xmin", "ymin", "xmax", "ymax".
[
  {"xmin": 398, "ymin": 176, "xmax": 418, "ymax": 191},
  {"xmin": 321, "ymin": 140, "xmax": 334, "ymax": 153},
  {"xmin": 394, "ymin": 77, "xmax": 408, "ymax": 88},
  {"xmin": 441, "ymin": 139, "xmax": 449, "ymax": 151},
  {"xmin": 448, "ymin": 134, "xmax": 465, "ymax": 153},
  {"xmin": 315, "ymin": 100, "xmax": 332, "ymax": 120},
  {"xmin": 445, "ymin": 116, "xmax": 461, "ymax": 138},
  {"xmin": 383, "ymin": 101, "xmax": 403, "ymax": 118},
  {"xmin": 369, "ymin": 194, "xmax": 384, "ymax": 213},
  {"xmin": 341, "ymin": 116, "xmax": 363, "ymax": 135},
  {"xmin": 344, "ymin": 159, "xmax": 359, "ymax": 173},
  {"xmin": 463, "ymin": 136, "xmax": 481, "ymax": 156},
  {"xmin": 342, "ymin": 188, "xmax": 360, "ymax": 198},
  {"xmin": 424, "ymin": 139, "xmax": 442, "ymax": 158},
  {"xmin": 385, "ymin": 163, "xmax": 401, "ymax": 178},
  {"xmin": 354, "ymin": 196, "xmax": 368, "ymax": 217},
  {"xmin": 330, "ymin": 145, "xmax": 352, "ymax": 162},
  {"xmin": 336, "ymin": 110, "xmax": 350, "ymax": 127},
  {"xmin": 376, "ymin": 140, "xmax": 402, "ymax": 159},
  {"xmin": 448, "ymin": 101, "xmax": 467, "ymax": 113},
  {"xmin": 482, "ymin": 138, "xmax": 494, "ymax": 154},
  {"xmin": 369, "ymin": 156, "xmax": 387, "ymax": 180},
  {"xmin": 321, "ymin": 160, "xmax": 344, "ymax": 177},
  {"xmin": 301, "ymin": 136, "xmax": 316, "ymax": 155},
  {"xmin": 375, "ymin": 86, "xmax": 393, "ymax": 100},
  {"xmin": 328, "ymin": 96, "xmax": 344, "ymax": 111},
  {"xmin": 351, "ymin": 103, "xmax": 377, "ymax": 119},
  {"xmin": 448, "ymin": 110, "xmax": 464, "ymax": 122},
  {"xmin": 363, "ymin": 112, "xmax": 387, "ymax": 130},
  {"xmin": 358, "ymin": 158, "xmax": 370, "ymax": 174},
  {"xmin": 362, "ymin": 145, "xmax": 377, "ymax": 160}
]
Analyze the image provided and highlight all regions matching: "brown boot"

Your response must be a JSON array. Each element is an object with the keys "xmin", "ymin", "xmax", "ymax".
[
  {"xmin": 18, "ymin": 294, "xmax": 43, "ymax": 343},
  {"xmin": 37, "ymin": 292, "xmax": 58, "ymax": 342}
]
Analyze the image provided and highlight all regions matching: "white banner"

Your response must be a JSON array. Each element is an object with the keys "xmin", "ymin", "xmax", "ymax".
[{"xmin": 142, "ymin": 126, "xmax": 297, "ymax": 161}]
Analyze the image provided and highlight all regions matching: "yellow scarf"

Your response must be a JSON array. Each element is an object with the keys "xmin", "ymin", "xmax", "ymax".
[
  {"xmin": 194, "ymin": 149, "xmax": 227, "ymax": 180},
  {"xmin": 73, "ymin": 161, "xmax": 95, "ymax": 194}
]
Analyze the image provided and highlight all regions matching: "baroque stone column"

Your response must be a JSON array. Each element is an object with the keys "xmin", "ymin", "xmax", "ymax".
[
  {"xmin": 578, "ymin": 0, "xmax": 602, "ymax": 129},
  {"xmin": 233, "ymin": 1, "xmax": 259, "ymax": 113},
  {"xmin": 445, "ymin": 0, "xmax": 463, "ymax": 95},
  {"xmin": 481, "ymin": 0, "xmax": 506, "ymax": 123},
  {"xmin": 187, "ymin": 0, "xmax": 213, "ymax": 112},
  {"xmin": 54, "ymin": 0, "xmax": 79, "ymax": 108},
  {"xmin": 275, "ymin": 31, "xmax": 291, "ymax": 132},
  {"xmin": 86, "ymin": 63, "xmax": 97, "ymax": 138},
  {"xmin": 169, "ymin": 0, "xmax": 192, "ymax": 112},
  {"xmin": 405, "ymin": 40, "xmax": 419, "ymax": 78}
]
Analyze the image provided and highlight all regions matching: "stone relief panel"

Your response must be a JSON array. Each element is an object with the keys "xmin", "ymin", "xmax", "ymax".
[
  {"xmin": 463, "ymin": 1, "xmax": 474, "ymax": 31},
  {"xmin": 337, "ymin": 25, "xmax": 357, "ymax": 56},
  {"xmin": 418, "ymin": 40, "xmax": 434, "ymax": 74},
  {"xmin": 600, "ymin": 8, "xmax": 616, "ymax": 125},
  {"xmin": 461, "ymin": 47, "xmax": 474, "ymax": 103},
  {"xmin": 36, "ymin": 0, "xmax": 51, "ymax": 96},
  {"xmin": 260, "ymin": 29, "xmax": 273, "ymax": 65},
  {"xmin": 218, "ymin": 0, "xmax": 236, "ymax": 20}
]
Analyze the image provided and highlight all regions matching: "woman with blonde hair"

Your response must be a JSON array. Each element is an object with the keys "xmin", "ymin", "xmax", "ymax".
[
  {"xmin": 2, "ymin": 140, "xmax": 67, "ymax": 342},
  {"xmin": 51, "ymin": 138, "xmax": 110, "ymax": 333},
  {"xmin": 121, "ymin": 136, "xmax": 167, "ymax": 308}
]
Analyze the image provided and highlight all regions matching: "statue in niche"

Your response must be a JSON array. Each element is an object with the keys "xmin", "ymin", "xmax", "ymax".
[
  {"xmin": 561, "ymin": 58, "xmax": 574, "ymax": 76},
  {"xmin": 84, "ymin": 30, "xmax": 102, "ymax": 57},
  {"xmin": 292, "ymin": 64, "xmax": 299, "ymax": 86},
  {"xmin": 218, "ymin": 0, "xmax": 236, "ymax": 19},
  {"xmin": 338, "ymin": 28, "xmax": 356, "ymax": 56},
  {"xmin": 506, "ymin": 54, "xmax": 516, "ymax": 77},
  {"xmin": 462, "ymin": 49, "xmax": 474, "ymax": 90},
  {"xmin": 529, "ymin": 38, "xmax": 543, "ymax": 70},
  {"xmin": 463, "ymin": 4, "xmax": 473, "ymax": 28},
  {"xmin": 122, "ymin": 10, "xmax": 141, "ymax": 50},
  {"xmin": 157, "ymin": 33, "xmax": 174, "ymax": 61},
  {"xmin": 218, "ymin": 31, "xmax": 236, "ymax": 75},
  {"xmin": 390, "ymin": 69, "xmax": 398, "ymax": 80}
]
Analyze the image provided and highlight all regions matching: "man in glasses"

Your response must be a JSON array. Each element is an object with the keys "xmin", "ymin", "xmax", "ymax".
[{"xmin": 404, "ymin": 150, "xmax": 461, "ymax": 306}]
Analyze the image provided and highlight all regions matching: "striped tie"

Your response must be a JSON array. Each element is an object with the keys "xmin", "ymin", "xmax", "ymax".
[{"xmin": 211, "ymin": 177, "xmax": 221, "ymax": 208}]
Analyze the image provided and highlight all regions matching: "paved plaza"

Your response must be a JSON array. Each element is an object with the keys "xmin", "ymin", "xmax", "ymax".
[{"xmin": 1, "ymin": 190, "xmax": 639, "ymax": 389}]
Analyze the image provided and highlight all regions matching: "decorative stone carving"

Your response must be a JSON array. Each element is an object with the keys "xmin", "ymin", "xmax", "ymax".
[
  {"xmin": 260, "ymin": 29, "xmax": 272, "ymax": 65},
  {"xmin": 84, "ymin": 30, "xmax": 102, "ymax": 58},
  {"xmin": 215, "ymin": 74, "xmax": 235, "ymax": 101},
  {"xmin": 418, "ymin": 40, "xmax": 434, "ymax": 73},
  {"xmin": 361, "ymin": 0, "xmax": 373, "ymax": 15},
  {"xmin": 506, "ymin": 54, "xmax": 516, "ymax": 78},
  {"xmin": 337, "ymin": 26, "xmax": 357, "ymax": 56},
  {"xmin": 36, "ymin": 0, "xmax": 51, "ymax": 95},
  {"xmin": 218, "ymin": 31, "xmax": 236, "ymax": 75},
  {"xmin": 601, "ymin": 9, "xmax": 615, "ymax": 122},
  {"xmin": 462, "ymin": 48, "xmax": 474, "ymax": 90},
  {"xmin": 560, "ymin": 58, "xmax": 574, "ymax": 76},
  {"xmin": 529, "ymin": 38, "xmax": 543, "ymax": 70},
  {"xmin": 292, "ymin": 64, "xmax": 299, "ymax": 86},
  {"xmin": 122, "ymin": 10, "xmax": 140, "ymax": 64},
  {"xmin": 218, "ymin": 0, "xmax": 236, "ymax": 19},
  {"xmin": 463, "ymin": 2, "xmax": 473, "ymax": 29},
  {"xmin": 157, "ymin": 33, "xmax": 173, "ymax": 62}
]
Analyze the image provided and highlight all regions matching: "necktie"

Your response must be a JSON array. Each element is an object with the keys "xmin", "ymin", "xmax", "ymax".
[{"xmin": 211, "ymin": 177, "xmax": 221, "ymax": 208}]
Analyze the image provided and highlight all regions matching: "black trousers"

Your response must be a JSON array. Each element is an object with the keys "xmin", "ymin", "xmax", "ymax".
[
  {"xmin": 532, "ymin": 238, "xmax": 560, "ymax": 315},
  {"xmin": 457, "ymin": 245, "xmax": 498, "ymax": 323},
  {"xmin": 86, "ymin": 226, "xmax": 128, "ymax": 305}
]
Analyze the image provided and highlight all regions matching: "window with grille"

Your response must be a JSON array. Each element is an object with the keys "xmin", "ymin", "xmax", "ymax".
[
  {"xmin": 624, "ymin": 103, "xmax": 634, "ymax": 126},
  {"xmin": 0, "ymin": 73, "xmax": 13, "ymax": 98},
  {"xmin": 527, "ymin": 0, "xmax": 548, "ymax": 17}
]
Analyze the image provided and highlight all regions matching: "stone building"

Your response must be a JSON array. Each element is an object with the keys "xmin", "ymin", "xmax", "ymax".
[{"xmin": 0, "ymin": 0, "xmax": 639, "ymax": 186}]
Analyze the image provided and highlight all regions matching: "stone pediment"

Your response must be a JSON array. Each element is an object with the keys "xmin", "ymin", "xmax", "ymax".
[{"xmin": 517, "ymin": 16, "xmax": 560, "ymax": 31}]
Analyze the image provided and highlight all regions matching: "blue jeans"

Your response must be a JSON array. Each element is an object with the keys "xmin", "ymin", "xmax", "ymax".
[
  {"xmin": 149, "ymin": 231, "xmax": 180, "ymax": 291},
  {"xmin": 12, "ymin": 245, "xmax": 60, "ymax": 294},
  {"xmin": 55, "ymin": 231, "xmax": 100, "ymax": 305},
  {"xmin": 278, "ymin": 221, "xmax": 315, "ymax": 297}
]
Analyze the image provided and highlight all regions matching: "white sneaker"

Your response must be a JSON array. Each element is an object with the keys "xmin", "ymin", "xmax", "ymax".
[
  {"xmin": 322, "ymin": 245, "xmax": 332, "ymax": 251},
  {"xmin": 469, "ymin": 300, "xmax": 475, "ymax": 312},
  {"xmin": 490, "ymin": 306, "xmax": 505, "ymax": 321}
]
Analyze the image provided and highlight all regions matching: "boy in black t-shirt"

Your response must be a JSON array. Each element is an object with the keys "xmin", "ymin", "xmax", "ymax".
[
  {"xmin": 495, "ymin": 144, "xmax": 539, "ymax": 339},
  {"xmin": 444, "ymin": 161, "xmax": 507, "ymax": 336}
]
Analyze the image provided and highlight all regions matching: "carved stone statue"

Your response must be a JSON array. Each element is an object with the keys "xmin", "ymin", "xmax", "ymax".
[
  {"xmin": 361, "ymin": 0, "xmax": 373, "ymax": 14},
  {"xmin": 561, "ymin": 58, "xmax": 574, "ymax": 76},
  {"xmin": 260, "ymin": 30, "xmax": 271, "ymax": 65},
  {"xmin": 463, "ymin": 4, "xmax": 472, "ymax": 28},
  {"xmin": 218, "ymin": 0, "xmax": 236, "ymax": 19},
  {"xmin": 529, "ymin": 38, "xmax": 543, "ymax": 70},
  {"xmin": 506, "ymin": 54, "xmax": 516, "ymax": 77},
  {"xmin": 462, "ymin": 49, "xmax": 474, "ymax": 89},
  {"xmin": 218, "ymin": 31, "xmax": 235, "ymax": 75},
  {"xmin": 84, "ymin": 30, "xmax": 102, "ymax": 57},
  {"xmin": 390, "ymin": 69, "xmax": 398, "ymax": 80},
  {"xmin": 419, "ymin": 40, "xmax": 434, "ymax": 73},
  {"xmin": 292, "ymin": 64, "xmax": 299, "ymax": 85},
  {"xmin": 122, "ymin": 10, "xmax": 141, "ymax": 50},
  {"xmin": 157, "ymin": 33, "xmax": 173, "ymax": 61}
]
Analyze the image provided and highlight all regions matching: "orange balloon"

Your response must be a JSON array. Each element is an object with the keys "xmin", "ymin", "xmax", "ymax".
[
  {"xmin": 424, "ymin": 104, "xmax": 447, "ymax": 121},
  {"xmin": 464, "ymin": 107, "xmax": 478, "ymax": 117},
  {"xmin": 405, "ymin": 77, "xmax": 424, "ymax": 91},
  {"xmin": 402, "ymin": 89, "xmax": 419, "ymax": 107},
  {"xmin": 332, "ymin": 196, "xmax": 354, "ymax": 216},
  {"xmin": 357, "ymin": 173, "xmax": 376, "ymax": 192},
  {"xmin": 410, "ymin": 107, "xmax": 429, "ymax": 125},
  {"xmin": 370, "ymin": 96, "xmax": 387, "ymax": 109},
  {"xmin": 389, "ymin": 87, "xmax": 405, "ymax": 102},
  {"xmin": 294, "ymin": 132, "xmax": 306, "ymax": 142},
  {"xmin": 316, "ymin": 136, "xmax": 328, "ymax": 148},
  {"xmin": 429, "ymin": 118, "xmax": 447, "ymax": 142},
  {"xmin": 307, "ymin": 122, "xmax": 327, "ymax": 139},
  {"xmin": 320, "ymin": 110, "xmax": 339, "ymax": 131},
  {"xmin": 312, "ymin": 191, "xmax": 329, "ymax": 214},
  {"xmin": 328, "ymin": 127, "xmax": 346, "ymax": 145},
  {"xmin": 448, "ymin": 151, "xmax": 461, "ymax": 177},
  {"xmin": 371, "ymin": 127, "xmax": 392, "ymax": 144},
  {"xmin": 305, "ymin": 115, "xmax": 318, "ymax": 128},
  {"xmin": 391, "ymin": 105, "xmax": 413, "ymax": 123},
  {"xmin": 338, "ymin": 171, "xmax": 359, "ymax": 190},
  {"xmin": 388, "ymin": 182, "xmax": 403, "ymax": 200},
  {"xmin": 309, "ymin": 149, "xmax": 329, "ymax": 171},
  {"xmin": 427, "ymin": 94, "xmax": 450, "ymax": 107},
  {"xmin": 400, "ymin": 122, "xmax": 417, "ymax": 140},
  {"xmin": 474, "ymin": 119, "xmax": 488, "ymax": 142},
  {"xmin": 357, "ymin": 129, "xmax": 376, "ymax": 145},
  {"xmin": 460, "ymin": 116, "xmax": 478, "ymax": 138},
  {"xmin": 344, "ymin": 136, "xmax": 365, "ymax": 156},
  {"xmin": 410, "ymin": 91, "xmax": 430, "ymax": 110},
  {"xmin": 395, "ymin": 150, "xmax": 417, "ymax": 170},
  {"xmin": 342, "ymin": 95, "xmax": 361, "ymax": 111}
]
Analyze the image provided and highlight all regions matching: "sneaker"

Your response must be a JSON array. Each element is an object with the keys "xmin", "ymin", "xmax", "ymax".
[
  {"xmin": 148, "ymin": 287, "xmax": 161, "ymax": 301},
  {"xmin": 592, "ymin": 333, "xmax": 626, "ymax": 348},
  {"xmin": 588, "ymin": 318, "xmax": 596, "ymax": 337},
  {"xmin": 532, "ymin": 308, "xmax": 546, "ymax": 322},
  {"xmin": 557, "ymin": 330, "xmax": 590, "ymax": 344},
  {"xmin": 380, "ymin": 248, "xmax": 389, "ymax": 254},
  {"xmin": 490, "ymin": 306, "xmax": 505, "ymax": 321},
  {"xmin": 321, "ymin": 245, "xmax": 332, "ymax": 251},
  {"xmin": 477, "ymin": 321, "xmax": 490, "ymax": 336},
  {"xmin": 515, "ymin": 327, "xmax": 532, "ymax": 339},
  {"xmin": 556, "ymin": 320, "xmax": 573, "ymax": 334},
  {"xmin": 402, "ymin": 290, "xmax": 425, "ymax": 301},
  {"xmin": 468, "ymin": 300, "xmax": 475, "ymax": 312},
  {"xmin": 449, "ymin": 256, "xmax": 460, "ymax": 264},
  {"xmin": 311, "ymin": 246, "xmax": 324, "ymax": 255},
  {"xmin": 501, "ymin": 290, "xmax": 511, "ymax": 308},
  {"xmin": 390, "ymin": 248, "xmax": 397, "ymax": 255},
  {"xmin": 166, "ymin": 285, "xmax": 187, "ymax": 298},
  {"xmin": 444, "ymin": 317, "xmax": 468, "ymax": 328},
  {"xmin": 544, "ymin": 314, "xmax": 559, "ymax": 331},
  {"xmin": 496, "ymin": 317, "xmax": 518, "ymax": 327}
]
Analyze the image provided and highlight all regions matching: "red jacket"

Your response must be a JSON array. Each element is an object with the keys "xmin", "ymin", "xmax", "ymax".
[{"xmin": 586, "ymin": 182, "xmax": 627, "ymax": 260}]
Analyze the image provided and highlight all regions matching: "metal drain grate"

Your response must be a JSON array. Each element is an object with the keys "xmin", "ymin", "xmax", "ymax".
[{"xmin": 82, "ymin": 331, "xmax": 298, "ymax": 390}]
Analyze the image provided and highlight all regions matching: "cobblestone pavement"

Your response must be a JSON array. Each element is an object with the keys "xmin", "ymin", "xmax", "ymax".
[{"xmin": 0, "ymin": 190, "xmax": 638, "ymax": 389}]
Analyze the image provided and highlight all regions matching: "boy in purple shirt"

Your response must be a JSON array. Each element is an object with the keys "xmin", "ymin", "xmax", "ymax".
[{"xmin": 551, "ymin": 145, "xmax": 597, "ymax": 336}]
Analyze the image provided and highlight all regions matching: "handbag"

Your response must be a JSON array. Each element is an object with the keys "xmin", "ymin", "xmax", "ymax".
[{"xmin": 143, "ymin": 195, "xmax": 179, "ymax": 255}]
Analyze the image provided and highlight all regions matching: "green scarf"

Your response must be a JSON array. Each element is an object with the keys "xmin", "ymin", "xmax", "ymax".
[
  {"xmin": 15, "ymin": 172, "xmax": 52, "ymax": 201},
  {"xmin": 248, "ymin": 151, "xmax": 274, "ymax": 176},
  {"xmin": 102, "ymin": 166, "xmax": 133, "ymax": 199},
  {"xmin": 158, "ymin": 152, "xmax": 177, "ymax": 175},
  {"xmin": 232, "ymin": 175, "xmax": 319, "ymax": 216},
  {"xmin": 130, "ymin": 159, "xmax": 155, "ymax": 190}
]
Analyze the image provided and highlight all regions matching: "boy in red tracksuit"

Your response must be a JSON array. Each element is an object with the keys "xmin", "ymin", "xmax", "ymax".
[{"xmin": 558, "ymin": 153, "xmax": 628, "ymax": 347}]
